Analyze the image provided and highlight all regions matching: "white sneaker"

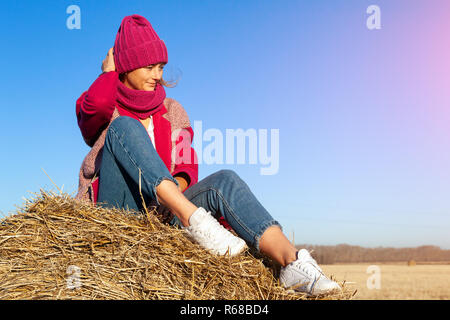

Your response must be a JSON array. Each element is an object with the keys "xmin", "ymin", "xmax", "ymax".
[
  {"xmin": 280, "ymin": 249, "xmax": 341, "ymax": 296},
  {"xmin": 184, "ymin": 207, "xmax": 247, "ymax": 257}
]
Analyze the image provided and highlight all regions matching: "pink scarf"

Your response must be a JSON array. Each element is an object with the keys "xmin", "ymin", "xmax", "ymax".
[{"xmin": 116, "ymin": 78, "xmax": 166, "ymax": 119}]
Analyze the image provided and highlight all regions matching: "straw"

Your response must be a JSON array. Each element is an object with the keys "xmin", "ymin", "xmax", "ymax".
[{"xmin": 0, "ymin": 189, "xmax": 353, "ymax": 300}]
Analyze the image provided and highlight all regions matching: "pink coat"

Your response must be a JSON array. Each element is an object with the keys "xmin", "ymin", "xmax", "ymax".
[{"xmin": 75, "ymin": 71, "xmax": 199, "ymax": 204}]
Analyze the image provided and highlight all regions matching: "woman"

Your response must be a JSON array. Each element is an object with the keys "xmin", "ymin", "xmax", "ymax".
[{"xmin": 75, "ymin": 14, "xmax": 340, "ymax": 296}]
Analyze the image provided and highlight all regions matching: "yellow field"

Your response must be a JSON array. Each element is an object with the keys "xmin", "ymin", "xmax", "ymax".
[{"xmin": 320, "ymin": 263, "xmax": 450, "ymax": 300}]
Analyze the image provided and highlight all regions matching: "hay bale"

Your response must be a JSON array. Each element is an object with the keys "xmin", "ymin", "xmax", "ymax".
[{"xmin": 0, "ymin": 189, "xmax": 352, "ymax": 300}]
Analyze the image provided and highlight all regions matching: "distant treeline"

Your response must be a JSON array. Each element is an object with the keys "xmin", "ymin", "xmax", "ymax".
[{"xmin": 295, "ymin": 244, "xmax": 450, "ymax": 264}]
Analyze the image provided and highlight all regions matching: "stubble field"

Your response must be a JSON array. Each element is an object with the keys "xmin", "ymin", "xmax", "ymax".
[{"xmin": 321, "ymin": 263, "xmax": 450, "ymax": 300}]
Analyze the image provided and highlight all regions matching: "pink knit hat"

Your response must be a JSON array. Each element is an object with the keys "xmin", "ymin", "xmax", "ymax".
[{"xmin": 113, "ymin": 14, "xmax": 168, "ymax": 74}]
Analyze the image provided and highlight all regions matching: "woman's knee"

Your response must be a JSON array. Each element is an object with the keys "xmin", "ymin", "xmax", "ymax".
[
  {"xmin": 214, "ymin": 169, "xmax": 240, "ymax": 182},
  {"xmin": 211, "ymin": 170, "xmax": 247, "ymax": 191},
  {"xmin": 106, "ymin": 116, "xmax": 148, "ymax": 144},
  {"xmin": 110, "ymin": 116, "xmax": 141, "ymax": 132}
]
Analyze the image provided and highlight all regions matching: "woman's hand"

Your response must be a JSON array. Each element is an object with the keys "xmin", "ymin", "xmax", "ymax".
[
  {"xmin": 174, "ymin": 175, "xmax": 189, "ymax": 193},
  {"xmin": 101, "ymin": 47, "xmax": 116, "ymax": 73}
]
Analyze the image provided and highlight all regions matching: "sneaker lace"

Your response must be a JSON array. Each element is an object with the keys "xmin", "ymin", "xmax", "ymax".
[{"xmin": 293, "ymin": 252, "xmax": 324, "ymax": 278}]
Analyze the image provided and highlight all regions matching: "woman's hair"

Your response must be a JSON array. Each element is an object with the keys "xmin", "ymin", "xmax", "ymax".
[{"xmin": 157, "ymin": 76, "xmax": 178, "ymax": 88}]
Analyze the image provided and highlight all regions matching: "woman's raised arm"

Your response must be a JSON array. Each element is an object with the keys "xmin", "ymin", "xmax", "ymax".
[{"xmin": 76, "ymin": 48, "xmax": 118, "ymax": 147}]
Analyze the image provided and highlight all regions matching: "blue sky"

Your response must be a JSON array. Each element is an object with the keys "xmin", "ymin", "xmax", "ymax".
[{"xmin": 1, "ymin": 0, "xmax": 449, "ymax": 249}]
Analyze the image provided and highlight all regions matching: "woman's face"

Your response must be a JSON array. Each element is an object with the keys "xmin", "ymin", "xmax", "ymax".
[{"xmin": 122, "ymin": 63, "xmax": 165, "ymax": 91}]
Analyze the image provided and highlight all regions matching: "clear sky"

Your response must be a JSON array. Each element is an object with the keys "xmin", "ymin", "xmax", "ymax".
[{"xmin": 1, "ymin": 0, "xmax": 449, "ymax": 249}]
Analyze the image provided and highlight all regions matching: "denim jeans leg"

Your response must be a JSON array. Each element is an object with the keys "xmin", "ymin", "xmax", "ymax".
[
  {"xmin": 97, "ymin": 116, "xmax": 179, "ymax": 211},
  {"xmin": 96, "ymin": 144, "xmax": 141, "ymax": 212},
  {"xmin": 171, "ymin": 169, "xmax": 282, "ymax": 251}
]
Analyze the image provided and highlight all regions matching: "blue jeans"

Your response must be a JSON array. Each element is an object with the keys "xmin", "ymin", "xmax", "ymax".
[{"xmin": 97, "ymin": 116, "xmax": 282, "ymax": 251}]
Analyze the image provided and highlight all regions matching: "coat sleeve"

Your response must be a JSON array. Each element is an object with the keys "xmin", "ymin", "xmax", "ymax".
[
  {"xmin": 171, "ymin": 126, "xmax": 199, "ymax": 190},
  {"xmin": 76, "ymin": 71, "xmax": 118, "ymax": 147}
]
